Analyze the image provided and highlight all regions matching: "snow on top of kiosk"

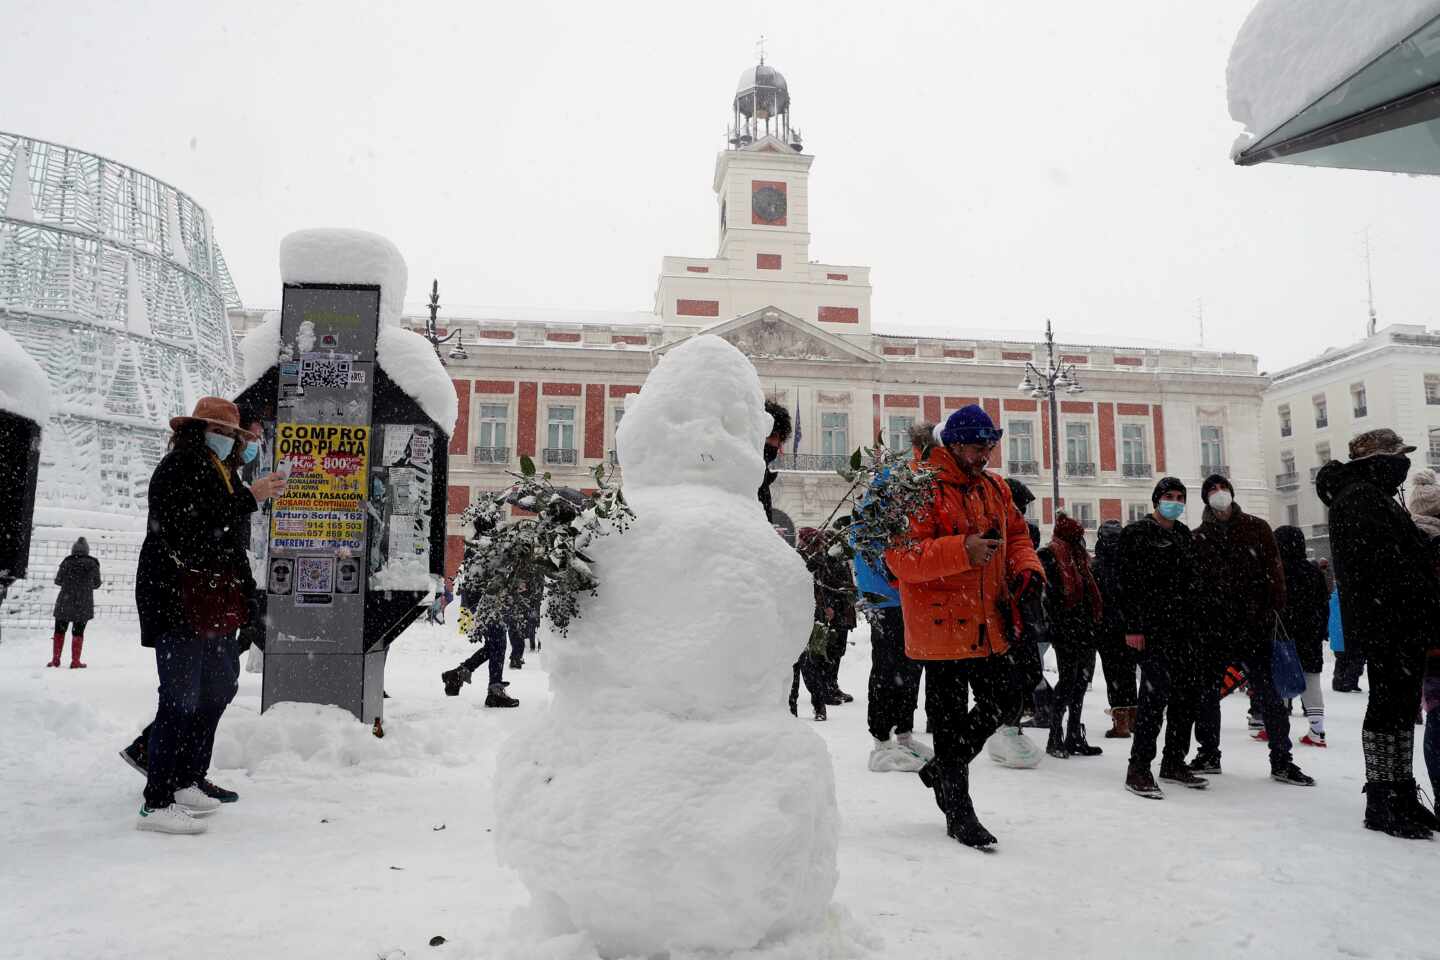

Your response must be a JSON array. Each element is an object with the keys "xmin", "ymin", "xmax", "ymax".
[
  {"xmin": 1228, "ymin": 0, "xmax": 1440, "ymax": 155},
  {"xmin": 0, "ymin": 326, "xmax": 51, "ymax": 425},
  {"xmin": 240, "ymin": 230, "xmax": 457, "ymax": 435}
]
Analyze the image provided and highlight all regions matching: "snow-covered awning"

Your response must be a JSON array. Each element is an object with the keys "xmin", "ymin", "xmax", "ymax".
[{"xmin": 1228, "ymin": 0, "xmax": 1440, "ymax": 173}]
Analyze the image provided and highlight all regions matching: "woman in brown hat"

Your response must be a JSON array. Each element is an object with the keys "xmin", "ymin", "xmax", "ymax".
[{"xmin": 133, "ymin": 397, "xmax": 282, "ymax": 835}]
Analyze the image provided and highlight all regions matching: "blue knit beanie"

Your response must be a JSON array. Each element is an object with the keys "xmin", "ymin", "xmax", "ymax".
[{"xmin": 939, "ymin": 404, "xmax": 1002, "ymax": 446}]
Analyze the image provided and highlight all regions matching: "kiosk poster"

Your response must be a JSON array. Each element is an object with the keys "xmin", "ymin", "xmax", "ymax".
[
  {"xmin": 271, "ymin": 423, "xmax": 370, "ymax": 552},
  {"xmin": 367, "ymin": 423, "xmax": 435, "ymax": 589}
]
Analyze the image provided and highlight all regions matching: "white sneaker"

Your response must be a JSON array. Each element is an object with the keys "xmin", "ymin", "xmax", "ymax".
[
  {"xmin": 868, "ymin": 739, "xmax": 926, "ymax": 773},
  {"xmin": 986, "ymin": 726, "xmax": 1042, "ymax": 769},
  {"xmin": 173, "ymin": 785, "xmax": 222, "ymax": 817},
  {"xmin": 136, "ymin": 804, "xmax": 207, "ymax": 835},
  {"xmin": 896, "ymin": 732, "xmax": 935, "ymax": 762}
]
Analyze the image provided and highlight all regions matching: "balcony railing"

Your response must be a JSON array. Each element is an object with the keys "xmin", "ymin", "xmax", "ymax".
[
  {"xmin": 1280, "ymin": 425, "xmax": 1292, "ymax": 437},
  {"xmin": 1353, "ymin": 406, "xmax": 1368, "ymax": 419},
  {"xmin": 1007, "ymin": 459, "xmax": 1039, "ymax": 477},
  {"xmin": 1430, "ymin": 449, "xmax": 1440, "ymax": 468},
  {"xmin": 471, "ymin": 446, "xmax": 510, "ymax": 465},
  {"xmin": 543, "ymin": 447, "xmax": 578, "ymax": 466},
  {"xmin": 1275, "ymin": 471, "xmax": 1300, "ymax": 490},
  {"xmin": 1427, "ymin": 393, "xmax": 1440, "ymax": 406},
  {"xmin": 1121, "ymin": 462, "xmax": 1152, "ymax": 479},
  {"xmin": 775, "ymin": 454, "xmax": 850, "ymax": 472},
  {"xmin": 1315, "ymin": 417, "xmax": 1329, "ymax": 429},
  {"xmin": 1065, "ymin": 461, "xmax": 1096, "ymax": 478},
  {"xmin": 1312, "ymin": 523, "xmax": 1330, "ymax": 538},
  {"xmin": 1201, "ymin": 464, "xmax": 1230, "ymax": 478}
]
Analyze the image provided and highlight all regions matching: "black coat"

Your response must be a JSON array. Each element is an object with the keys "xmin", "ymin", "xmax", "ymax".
[
  {"xmin": 136, "ymin": 446, "xmax": 256, "ymax": 647},
  {"xmin": 53, "ymin": 554, "xmax": 101, "ymax": 622},
  {"xmin": 1192, "ymin": 504, "xmax": 1285, "ymax": 645},
  {"xmin": 758, "ymin": 444, "xmax": 780, "ymax": 523},
  {"xmin": 1092, "ymin": 527, "xmax": 1127, "ymax": 648},
  {"xmin": 1316, "ymin": 457, "xmax": 1440, "ymax": 658},
  {"xmin": 1118, "ymin": 514, "xmax": 1200, "ymax": 648},
  {"xmin": 1275, "ymin": 526, "xmax": 1329, "ymax": 674},
  {"xmin": 1038, "ymin": 546, "xmax": 1098, "ymax": 649}
]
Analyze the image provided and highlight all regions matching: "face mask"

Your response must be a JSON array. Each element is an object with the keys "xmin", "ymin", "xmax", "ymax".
[
  {"xmin": 205, "ymin": 432, "xmax": 235, "ymax": 460},
  {"xmin": 241, "ymin": 440, "xmax": 260, "ymax": 464},
  {"xmin": 1157, "ymin": 500, "xmax": 1185, "ymax": 521},
  {"xmin": 1208, "ymin": 491, "xmax": 1233, "ymax": 512},
  {"xmin": 1378, "ymin": 454, "xmax": 1411, "ymax": 489}
]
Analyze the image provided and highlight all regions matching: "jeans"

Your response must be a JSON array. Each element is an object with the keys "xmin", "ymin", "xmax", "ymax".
[
  {"xmin": 144, "ymin": 629, "xmax": 240, "ymax": 808},
  {"xmin": 925, "ymin": 653, "xmax": 1019, "ymax": 770},
  {"xmin": 1129, "ymin": 638, "xmax": 1203, "ymax": 770},
  {"xmin": 459, "ymin": 623, "xmax": 508, "ymax": 687},
  {"xmin": 508, "ymin": 619, "xmax": 527, "ymax": 661},
  {"xmin": 866, "ymin": 606, "xmax": 923, "ymax": 741}
]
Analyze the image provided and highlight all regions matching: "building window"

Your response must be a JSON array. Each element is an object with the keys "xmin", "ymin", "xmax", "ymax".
[
  {"xmin": 1313, "ymin": 394, "xmax": 1328, "ymax": 428},
  {"xmin": 609, "ymin": 406, "xmax": 626, "ymax": 464},
  {"xmin": 1068, "ymin": 503, "xmax": 1096, "ymax": 529},
  {"xmin": 545, "ymin": 406, "xmax": 576, "ymax": 464},
  {"xmin": 1426, "ymin": 374, "xmax": 1440, "ymax": 405},
  {"xmin": 1121, "ymin": 423, "xmax": 1149, "ymax": 477},
  {"xmin": 1286, "ymin": 504, "xmax": 1300, "ymax": 527},
  {"xmin": 1127, "ymin": 503, "xmax": 1150, "ymax": 524},
  {"xmin": 1281, "ymin": 451, "xmax": 1296, "ymax": 476},
  {"xmin": 1429, "ymin": 427, "xmax": 1440, "ymax": 467},
  {"xmin": 1065, "ymin": 422, "xmax": 1093, "ymax": 475},
  {"xmin": 1008, "ymin": 420, "xmax": 1036, "ymax": 474},
  {"xmin": 887, "ymin": 415, "xmax": 914, "ymax": 453},
  {"xmin": 821, "ymin": 412, "xmax": 849, "ymax": 459},
  {"xmin": 1199, "ymin": 426, "xmax": 1224, "ymax": 475},
  {"xmin": 1278, "ymin": 404, "xmax": 1292, "ymax": 437},
  {"xmin": 1314, "ymin": 442, "xmax": 1331, "ymax": 480},
  {"xmin": 473, "ymin": 404, "xmax": 509, "ymax": 463},
  {"xmin": 1351, "ymin": 382, "xmax": 1368, "ymax": 419}
]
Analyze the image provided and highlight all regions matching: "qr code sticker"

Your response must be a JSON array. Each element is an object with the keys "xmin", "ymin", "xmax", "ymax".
[
  {"xmin": 301, "ymin": 357, "xmax": 352, "ymax": 389},
  {"xmin": 296, "ymin": 556, "xmax": 334, "ymax": 594}
]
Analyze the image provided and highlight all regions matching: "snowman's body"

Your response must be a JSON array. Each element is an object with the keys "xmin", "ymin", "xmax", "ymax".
[{"xmin": 494, "ymin": 335, "xmax": 839, "ymax": 956}]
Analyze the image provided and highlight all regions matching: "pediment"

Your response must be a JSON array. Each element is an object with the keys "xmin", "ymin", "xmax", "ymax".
[{"xmin": 659, "ymin": 306, "xmax": 881, "ymax": 363}]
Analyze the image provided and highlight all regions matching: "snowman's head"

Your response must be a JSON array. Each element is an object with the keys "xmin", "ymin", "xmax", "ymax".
[{"xmin": 616, "ymin": 335, "xmax": 768, "ymax": 497}]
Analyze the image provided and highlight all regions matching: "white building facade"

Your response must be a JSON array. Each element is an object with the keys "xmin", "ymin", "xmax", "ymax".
[{"xmin": 1262, "ymin": 322, "xmax": 1440, "ymax": 558}]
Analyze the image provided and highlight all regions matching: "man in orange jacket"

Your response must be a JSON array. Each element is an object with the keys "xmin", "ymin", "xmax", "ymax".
[{"xmin": 886, "ymin": 405, "xmax": 1044, "ymax": 849}]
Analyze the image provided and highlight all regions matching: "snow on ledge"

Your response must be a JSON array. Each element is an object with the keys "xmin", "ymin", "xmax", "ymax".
[
  {"xmin": 1227, "ymin": 0, "xmax": 1440, "ymax": 156},
  {"xmin": 0, "ymin": 326, "xmax": 51, "ymax": 424}
]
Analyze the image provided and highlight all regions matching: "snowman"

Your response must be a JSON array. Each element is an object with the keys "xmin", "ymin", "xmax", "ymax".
[{"xmin": 494, "ymin": 334, "xmax": 839, "ymax": 956}]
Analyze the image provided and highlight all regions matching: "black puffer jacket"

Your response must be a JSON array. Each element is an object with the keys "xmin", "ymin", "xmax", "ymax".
[
  {"xmin": 53, "ymin": 541, "xmax": 101, "ymax": 622},
  {"xmin": 1316, "ymin": 456, "xmax": 1440, "ymax": 658},
  {"xmin": 136, "ymin": 446, "xmax": 256, "ymax": 647},
  {"xmin": 1092, "ymin": 520, "xmax": 1126, "ymax": 647},
  {"xmin": 1274, "ymin": 525, "xmax": 1329, "ymax": 674},
  {"xmin": 1119, "ymin": 514, "xmax": 1200, "ymax": 648}
]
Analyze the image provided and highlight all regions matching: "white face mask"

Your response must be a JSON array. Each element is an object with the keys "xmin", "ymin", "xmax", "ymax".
[{"xmin": 1209, "ymin": 490, "xmax": 1234, "ymax": 512}]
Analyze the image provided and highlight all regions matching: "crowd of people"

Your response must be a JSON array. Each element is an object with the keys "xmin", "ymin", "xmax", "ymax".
[{"xmin": 764, "ymin": 403, "xmax": 1440, "ymax": 849}]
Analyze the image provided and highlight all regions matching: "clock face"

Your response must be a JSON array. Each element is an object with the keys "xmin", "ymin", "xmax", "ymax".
[{"xmin": 751, "ymin": 181, "xmax": 787, "ymax": 226}]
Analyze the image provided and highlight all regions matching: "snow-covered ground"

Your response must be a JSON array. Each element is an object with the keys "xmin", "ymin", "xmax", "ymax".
[{"xmin": 3, "ymin": 618, "xmax": 1437, "ymax": 959}]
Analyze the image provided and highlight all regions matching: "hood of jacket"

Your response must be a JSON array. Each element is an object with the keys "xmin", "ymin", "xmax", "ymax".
[
  {"xmin": 1274, "ymin": 524, "xmax": 1308, "ymax": 564},
  {"xmin": 1316, "ymin": 456, "xmax": 1404, "ymax": 508}
]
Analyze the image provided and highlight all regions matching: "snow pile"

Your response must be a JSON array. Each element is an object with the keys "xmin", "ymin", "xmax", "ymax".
[
  {"xmin": 495, "ymin": 335, "xmax": 839, "ymax": 957},
  {"xmin": 241, "ymin": 229, "xmax": 457, "ymax": 435},
  {"xmin": 0, "ymin": 325, "xmax": 51, "ymax": 424},
  {"xmin": 1228, "ymin": 0, "xmax": 1440, "ymax": 153}
]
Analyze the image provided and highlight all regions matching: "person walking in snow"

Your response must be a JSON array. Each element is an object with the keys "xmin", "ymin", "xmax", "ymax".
[
  {"xmin": 133, "ymin": 398, "xmax": 282, "ymax": 834},
  {"xmin": 984, "ymin": 476, "xmax": 1044, "ymax": 769},
  {"xmin": 1404, "ymin": 469, "xmax": 1440, "ymax": 807},
  {"xmin": 49, "ymin": 537, "xmax": 101, "ymax": 669},
  {"xmin": 1038, "ymin": 514, "xmax": 1104, "ymax": 759},
  {"xmin": 1316, "ymin": 429, "xmax": 1440, "ymax": 839},
  {"xmin": 757, "ymin": 400, "xmax": 792, "ymax": 526},
  {"xmin": 1093, "ymin": 519, "xmax": 1137, "ymax": 739},
  {"xmin": 441, "ymin": 504, "xmax": 519, "ymax": 707},
  {"xmin": 1120, "ymin": 477, "xmax": 1209, "ymax": 798},
  {"xmin": 797, "ymin": 526, "xmax": 858, "ymax": 705},
  {"xmin": 1274, "ymin": 526, "xmax": 1331, "ymax": 749},
  {"xmin": 1189, "ymin": 474, "xmax": 1313, "ymax": 787},
  {"xmin": 885, "ymin": 405, "xmax": 1043, "ymax": 849}
]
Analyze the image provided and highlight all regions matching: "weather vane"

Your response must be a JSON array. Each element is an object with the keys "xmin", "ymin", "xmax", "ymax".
[{"xmin": 756, "ymin": 34, "xmax": 766, "ymax": 64}]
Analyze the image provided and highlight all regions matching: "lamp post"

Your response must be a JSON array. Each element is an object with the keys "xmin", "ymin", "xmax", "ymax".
[
  {"xmin": 422, "ymin": 278, "xmax": 466, "ymax": 364},
  {"xmin": 1017, "ymin": 319, "xmax": 1085, "ymax": 519}
]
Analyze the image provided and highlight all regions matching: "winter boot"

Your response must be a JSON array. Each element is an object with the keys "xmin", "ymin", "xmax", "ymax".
[
  {"xmin": 1159, "ymin": 761, "xmax": 1209, "ymax": 789},
  {"xmin": 120, "ymin": 736, "xmax": 148, "ymax": 776},
  {"xmin": 1363, "ymin": 782, "xmax": 1433, "ymax": 840},
  {"xmin": 1271, "ymin": 761, "xmax": 1316, "ymax": 787},
  {"xmin": 1104, "ymin": 706, "xmax": 1135, "ymax": 739},
  {"xmin": 1066, "ymin": 723, "xmax": 1104, "ymax": 757},
  {"xmin": 1045, "ymin": 722, "xmax": 1070, "ymax": 759},
  {"xmin": 484, "ymin": 682, "xmax": 520, "ymax": 708},
  {"xmin": 1125, "ymin": 764, "xmax": 1164, "ymax": 799},
  {"xmin": 441, "ymin": 666, "xmax": 472, "ymax": 697},
  {"xmin": 509, "ymin": 654, "xmax": 524, "ymax": 670},
  {"xmin": 1392, "ymin": 779, "xmax": 1440, "ymax": 832},
  {"xmin": 47, "ymin": 633, "xmax": 63, "ymax": 668},
  {"xmin": 921, "ymin": 761, "xmax": 996, "ymax": 849},
  {"xmin": 813, "ymin": 702, "xmax": 828, "ymax": 722},
  {"xmin": 69, "ymin": 636, "xmax": 86, "ymax": 669},
  {"xmin": 1188, "ymin": 752, "xmax": 1222, "ymax": 776},
  {"xmin": 1025, "ymin": 683, "xmax": 1055, "ymax": 730}
]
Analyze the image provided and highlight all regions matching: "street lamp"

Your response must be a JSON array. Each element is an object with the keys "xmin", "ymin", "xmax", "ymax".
[
  {"xmin": 1017, "ymin": 319, "xmax": 1084, "ymax": 519},
  {"xmin": 422, "ymin": 278, "xmax": 466, "ymax": 364}
]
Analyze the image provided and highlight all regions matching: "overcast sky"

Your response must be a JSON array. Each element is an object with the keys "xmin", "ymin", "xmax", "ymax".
[{"xmin": 6, "ymin": 0, "xmax": 1439, "ymax": 372}]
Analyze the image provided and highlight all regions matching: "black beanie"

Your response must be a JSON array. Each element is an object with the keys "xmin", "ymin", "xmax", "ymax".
[
  {"xmin": 1200, "ymin": 473, "xmax": 1234, "ymax": 505},
  {"xmin": 1004, "ymin": 477, "xmax": 1035, "ymax": 514},
  {"xmin": 1151, "ymin": 476, "xmax": 1187, "ymax": 506}
]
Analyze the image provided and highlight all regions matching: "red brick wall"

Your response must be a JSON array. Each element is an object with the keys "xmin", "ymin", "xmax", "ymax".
[
  {"xmin": 584, "ymin": 384, "xmax": 605, "ymax": 460},
  {"xmin": 1100, "ymin": 498, "xmax": 1123, "ymax": 523},
  {"xmin": 612, "ymin": 335, "xmax": 648, "ymax": 345},
  {"xmin": 882, "ymin": 345, "xmax": 915, "ymax": 356},
  {"xmin": 1116, "ymin": 402, "xmax": 1149, "ymax": 416},
  {"xmin": 445, "ymin": 534, "xmax": 465, "ymax": 580},
  {"xmin": 1098, "ymin": 402, "xmax": 1117, "ymax": 472},
  {"xmin": 1003, "ymin": 351, "xmax": 1033, "ymax": 361},
  {"xmin": 924, "ymin": 396, "xmax": 941, "ymax": 423},
  {"xmin": 757, "ymin": 253, "xmax": 782, "ymax": 270},
  {"xmin": 676, "ymin": 299, "xmax": 720, "ymax": 317},
  {"xmin": 826, "ymin": 273, "xmax": 848, "ymax": 281},
  {"xmin": 1060, "ymin": 400, "xmax": 1094, "ymax": 414},
  {"xmin": 1003, "ymin": 398, "xmax": 1038, "ymax": 412},
  {"xmin": 450, "ymin": 379, "xmax": 470, "ymax": 455},
  {"xmin": 546, "ymin": 332, "xmax": 581, "ymax": 343},
  {"xmin": 872, "ymin": 394, "xmax": 882, "ymax": 446},
  {"xmin": 944, "ymin": 348, "xmax": 975, "ymax": 359},
  {"xmin": 447, "ymin": 484, "xmax": 470, "ymax": 515},
  {"xmin": 884, "ymin": 394, "xmax": 919, "ymax": 408},
  {"xmin": 517, "ymin": 382, "xmax": 538, "ymax": 457},
  {"xmin": 945, "ymin": 396, "xmax": 979, "ymax": 410},
  {"xmin": 983, "ymin": 398, "xmax": 1002, "ymax": 467},
  {"xmin": 1041, "ymin": 401, "xmax": 1052, "ymax": 470},
  {"xmin": 1043, "ymin": 497, "xmax": 1065, "ymax": 525},
  {"xmin": 477, "ymin": 330, "xmax": 514, "ymax": 340},
  {"xmin": 473, "ymin": 380, "xmax": 515, "ymax": 394},
  {"xmin": 750, "ymin": 180, "xmax": 787, "ymax": 225},
  {"xmin": 1062, "ymin": 354, "xmax": 1089, "ymax": 364},
  {"xmin": 1114, "ymin": 356, "xmax": 1143, "ymax": 366},
  {"xmin": 609, "ymin": 384, "xmax": 642, "ymax": 398},
  {"xmin": 819, "ymin": 306, "xmax": 859, "ymax": 324},
  {"xmin": 685, "ymin": 265, "xmax": 709, "ymax": 273},
  {"xmin": 542, "ymin": 382, "xmax": 582, "ymax": 396},
  {"xmin": 1153, "ymin": 406, "xmax": 1167, "ymax": 472}
]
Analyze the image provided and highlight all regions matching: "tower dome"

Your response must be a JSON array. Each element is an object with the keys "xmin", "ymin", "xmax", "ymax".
[{"xmin": 729, "ymin": 60, "xmax": 802, "ymax": 151}]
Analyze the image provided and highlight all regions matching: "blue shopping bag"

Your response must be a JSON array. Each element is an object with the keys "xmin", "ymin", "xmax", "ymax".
[{"xmin": 1272, "ymin": 617, "xmax": 1307, "ymax": 699}]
